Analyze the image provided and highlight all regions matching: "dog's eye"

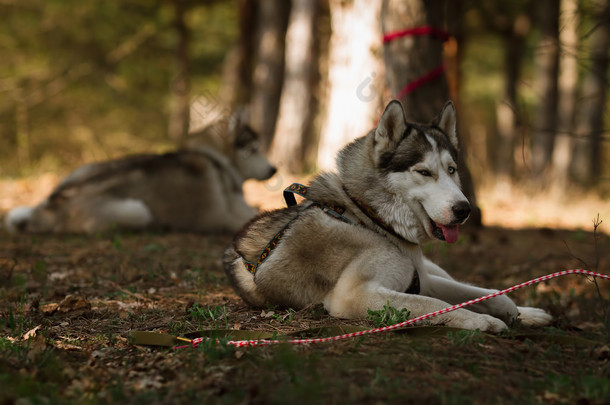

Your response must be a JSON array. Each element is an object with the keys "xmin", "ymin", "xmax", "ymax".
[
  {"xmin": 448, "ymin": 166, "xmax": 456, "ymax": 175},
  {"xmin": 417, "ymin": 170, "xmax": 431, "ymax": 177}
]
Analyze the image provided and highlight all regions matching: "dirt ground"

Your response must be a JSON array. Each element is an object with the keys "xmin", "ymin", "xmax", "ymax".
[{"xmin": 1, "ymin": 175, "xmax": 610, "ymax": 404}]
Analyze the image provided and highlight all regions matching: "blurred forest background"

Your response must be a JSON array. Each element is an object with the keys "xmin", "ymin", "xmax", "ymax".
[{"xmin": 1, "ymin": 0, "xmax": 609, "ymax": 223}]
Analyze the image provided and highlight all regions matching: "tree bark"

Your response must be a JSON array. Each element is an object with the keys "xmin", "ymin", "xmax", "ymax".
[
  {"xmin": 381, "ymin": 0, "xmax": 481, "ymax": 226},
  {"xmin": 168, "ymin": 0, "xmax": 191, "ymax": 144},
  {"xmin": 220, "ymin": 0, "xmax": 257, "ymax": 108},
  {"xmin": 570, "ymin": 0, "xmax": 610, "ymax": 187},
  {"xmin": 249, "ymin": 0, "xmax": 290, "ymax": 150},
  {"xmin": 381, "ymin": 0, "xmax": 448, "ymax": 121},
  {"xmin": 317, "ymin": 0, "xmax": 385, "ymax": 170},
  {"xmin": 530, "ymin": 0, "xmax": 560, "ymax": 181},
  {"xmin": 551, "ymin": 0, "xmax": 579, "ymax": 188},
  {"xmin": 495, "ymin": 14, "xmax": 529, "ymax": 180},
  {"xmin": 269, "ymin": 0, "xmax": 317, "ymax": 173}
]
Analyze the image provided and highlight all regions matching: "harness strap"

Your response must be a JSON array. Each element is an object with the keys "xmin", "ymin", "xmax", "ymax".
[
  {"xmin": 242, "ymin": 207, "xmax": 307, "ymax": 275},
  {"xmin": 405, "ymin": 270, "xmax": 420, "ymax": 295},
  {"xmin": 243, "ymin": 184, "xmax": 351, "ymax": 275},
  {"xmin": 284, "ymin": 183, "xmax": 348, "ymax": 216},
  {"xmin": 283, "ymin": 183, "xmax": 308, "ymax": 207},
  {"xmin": 242, "ymin": 183, "xmax": 420, "ymax": 295}
]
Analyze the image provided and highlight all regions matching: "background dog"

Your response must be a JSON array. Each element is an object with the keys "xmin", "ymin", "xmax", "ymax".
[{"xmin": 5, "ymin": 113, "xmax": 276, "ymax": 234}]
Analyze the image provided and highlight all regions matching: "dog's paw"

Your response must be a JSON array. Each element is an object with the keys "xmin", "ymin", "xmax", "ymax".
[
  {"xmin": 469, "ymin": 314, "xmax": 508, "ymax": 333},
  {"xmin": 448, "ymin": 311, "xmax": 508, "ymax": 333},
  {"xmin": 517, "ymin": 306, "xmax": 553, "ymax": 327}
]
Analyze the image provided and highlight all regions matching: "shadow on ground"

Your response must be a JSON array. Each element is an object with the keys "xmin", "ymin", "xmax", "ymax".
[{"xmin": 1, "ymin": 226, "xmax": 609, "ymax": 404}]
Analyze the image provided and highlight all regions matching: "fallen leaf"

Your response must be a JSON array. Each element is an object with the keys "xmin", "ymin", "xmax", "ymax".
[
  {"xmin": 22, "ymin": 324, "xmax": 41, "ymax": 340},
  {"xmin": 57, "ymin": 295, "xmax": 91, "ymax": 313},
  {"xmin": 133, "ymin": 375, "xmax": 163, "ymax": 391},
  {"xmin": 261, "ymin": 310, "xmax": 275, "ymax": 318},
  {"xmin": 41, "ymin": 302, "xmax": 59, "ymax": 315}
]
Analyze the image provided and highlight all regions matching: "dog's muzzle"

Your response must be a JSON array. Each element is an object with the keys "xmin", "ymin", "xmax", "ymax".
[
  {"xmin": 429, "ymin": 201, "xmax": 471, "ymax": 244},
  {"xmin": 452, "ymin": 201, "xmax": 471, "ymax": 224}
]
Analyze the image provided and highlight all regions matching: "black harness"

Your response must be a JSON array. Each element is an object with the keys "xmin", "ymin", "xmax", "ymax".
[{"xmin": 241, "ymin": 183, "xmax": 420, "ymax": 295}]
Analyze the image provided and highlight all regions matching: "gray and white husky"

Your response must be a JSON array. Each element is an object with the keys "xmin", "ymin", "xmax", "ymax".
[
  {"xmin": 224, "ymin": 100, "xmax": 551, "ymax": 332},
  {"xmin": 5, "ymin": 114, "xmax": 276, "ymax": 234}
]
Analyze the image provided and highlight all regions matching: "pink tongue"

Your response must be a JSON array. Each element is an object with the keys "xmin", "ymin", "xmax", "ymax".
[{"xmin": 439, "ymin": 224, "xmax": 459, "ymax": 243}]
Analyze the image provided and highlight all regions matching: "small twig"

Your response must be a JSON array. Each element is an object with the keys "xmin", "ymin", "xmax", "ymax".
[
  {"xmin": 592, "ymin": 214, "xmax": 602, "ymax": 273},
  {"xmin": 106, "ymin": 281, "xmax": 150, "ymax": 302},
  {"xmin": 562, "ymin": 239, "xmax": 590, "ymax": 269}
]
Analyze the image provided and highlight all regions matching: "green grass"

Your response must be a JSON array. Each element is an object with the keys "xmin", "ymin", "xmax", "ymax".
[
  {"xmin": 366, "ymin": 301, "xmax": 411, "ymax": 327},
  {"xmin": 446, "ymin": 329, "xmax": 485, "ymax": 347},
  {"xmin": 188, "ymin": 304, "xmax": 230, "ymax": 330}
]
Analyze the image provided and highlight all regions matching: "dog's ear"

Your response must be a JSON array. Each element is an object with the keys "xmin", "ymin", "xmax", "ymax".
[
  {"xmin": 228, "ymin": 105, "xmax": 249, "ymax": 135},
  {"xmin": 374, "ymin": 100, "xmax": 408, "ymax": 159},
  {"xmin": 432, "ymin": 101, "xmax": 458, "ymax": 150},
  {"xmin": 234, "ymin": 125, "xmax": 258, "ymax": 148}
]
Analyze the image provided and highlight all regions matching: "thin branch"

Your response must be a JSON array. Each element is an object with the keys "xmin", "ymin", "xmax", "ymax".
[{"xmin": 2, "ymin": 23, "xmax": 157, "ymax": 114}]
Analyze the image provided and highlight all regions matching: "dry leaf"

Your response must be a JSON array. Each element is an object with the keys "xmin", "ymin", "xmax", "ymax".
[
  {"xmin": 41, "ymin": 302, "xmax": 59, "ymax": 315},
  {"xmin": 22, "ymin": 324, "xmax": 41, "ymax": 340},
  {"xmin": 57, "ymin": 295, "xmax": 91, "ymax": 313},
  {"xmin": 260, "ymin": 310, "xmax": 275, "ymax": 318}
]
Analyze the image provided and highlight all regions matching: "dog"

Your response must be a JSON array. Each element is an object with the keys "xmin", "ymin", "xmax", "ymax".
[
  {"xmin": 223, "ymin": 100, "xmax": 552, "ymax": 332},
  {"xmin": 5, "ymin": 113, "xmax": 276, "ymax": 234}
]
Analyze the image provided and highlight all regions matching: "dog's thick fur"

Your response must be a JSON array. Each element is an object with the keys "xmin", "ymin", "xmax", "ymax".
[
  {"xmin": 5, "ymin": 115, "xmax": 276, "ymax": 234},
  {"xmin": 224, "ymin": 100, "xmax": 552, "ymax": 332}
]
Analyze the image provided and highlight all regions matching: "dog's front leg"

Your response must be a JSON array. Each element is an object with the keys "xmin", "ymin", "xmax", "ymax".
[
  {"xmin": 420, "ymin": 260, "xmax": 552, "ymax": 326},
  {"xmin": 419, "ymin": 274, "xmax": 519, "ymax": 324},
  {"xmin": 421, "ymin": 258, "xmax": 519, "ymax": 323},
  {"xmin": 324, "ymin": 280, "xmax": 509, "ymax": 333}
]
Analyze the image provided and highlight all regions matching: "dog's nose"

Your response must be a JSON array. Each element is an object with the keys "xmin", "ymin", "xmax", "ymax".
[{"xmin": 452, "ymin": 201, "xmax": 471, "ymax": 222}]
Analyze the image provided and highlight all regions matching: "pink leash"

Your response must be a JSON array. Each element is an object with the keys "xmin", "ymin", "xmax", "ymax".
[{"xmin": 175, "ymin": 269, "xmax": 608, "ymax": 349}]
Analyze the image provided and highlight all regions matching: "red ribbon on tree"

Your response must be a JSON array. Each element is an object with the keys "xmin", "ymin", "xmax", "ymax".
[
  {"xmin": 383, "ymin": 26, "xmax": 450, "ymax": 97},
  {"xmin": 383, "ymin": 26, "xmax": 450, "ymax": 43}
]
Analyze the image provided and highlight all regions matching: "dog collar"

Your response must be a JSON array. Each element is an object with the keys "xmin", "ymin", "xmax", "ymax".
[
  {"xmin": 341, "ymin": 185, "xmax": 409, "ymax": 243},
  {"xmin": 287, "ymin": 183, "xmax": 408, "ymax": 243}
]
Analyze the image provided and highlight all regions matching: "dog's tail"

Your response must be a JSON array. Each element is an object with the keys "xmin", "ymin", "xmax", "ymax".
[
  {"xmin": 223, "ymin": 244, "xmax": 267, "ymax": 307},
  {"xmin": 4, "ymin": 206, "xmax": 35, "ymax": 233}
]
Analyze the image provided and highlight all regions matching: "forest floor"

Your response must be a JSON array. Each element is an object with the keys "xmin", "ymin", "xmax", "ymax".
[{"xmin": 1, "ymin": 174, "xmax": 610, "ymax": 404}]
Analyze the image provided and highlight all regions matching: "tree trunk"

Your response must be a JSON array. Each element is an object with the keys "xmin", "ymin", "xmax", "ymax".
[
  {"xmin": 381, "ymin": 0, "xmax": 481, "ymax": 226},
  {"xmin": 495, "ymin": 14, "xmax": 529, "ymax": 180},
  {"xmin": 530, "ymin": 0, "xmax": 560, "ymax": 181},
  {"xmin": 570, "ymin": 0, "xmax": 610, "ymax": 187},
  {"xmin": 381, "ymin": 0, "xmax": 449, "ymax": 121},
  {"xmin": 168, "ymin": 0, "xmax": 191, "ymax": 144},
  {"xmin": 551, "ymin": 0, "xmax": 579, "ymax": 188},
  {"xmin": 15, "ymin": 91, "xmax": 31, "ymax": 172},
  {"xmin": 249, "ymin": 0, "xmax": 290, "ymax": 150},
  {"xmin": 269, "ymin": 0, "xmax": 317, "ymax": 173},
  {"xmin": 220, "ymin": 0, "xmax": 257, "ymax": 108},
  {"xmin": 317, "ymin": 0, "xmax": 385, "ymax": 170}
]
